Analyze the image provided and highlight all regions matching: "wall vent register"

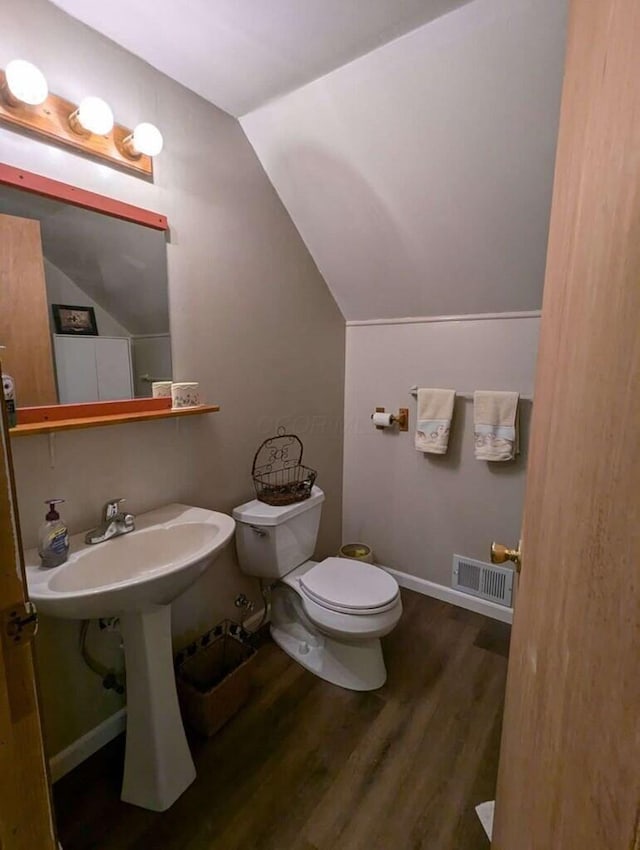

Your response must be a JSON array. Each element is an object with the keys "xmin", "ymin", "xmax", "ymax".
[{"xmin": 452, "ymin": 554, "xmax": 513, "ymax": 607}]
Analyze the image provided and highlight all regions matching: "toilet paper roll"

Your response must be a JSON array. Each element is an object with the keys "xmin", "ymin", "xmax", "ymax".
[
  {"xmin": 372, "ymin": 411, "xmax": 394, "ymax": 428},
  {"xmin": 171, "ymin": 382, "xmax": 201, "ymax": 408},
  {"xmin": 152, "ymin": 381, "xmax": 172, "ymax": 399}
]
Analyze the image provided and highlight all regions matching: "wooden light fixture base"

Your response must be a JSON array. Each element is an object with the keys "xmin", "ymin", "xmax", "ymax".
[{"xmin": 0, "ymin": 71, "xmax": 153, "ymax": 177}]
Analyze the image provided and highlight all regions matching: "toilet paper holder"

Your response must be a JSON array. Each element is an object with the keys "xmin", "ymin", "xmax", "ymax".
[{"xmin": 371, "ymin": 407, "xmax": 409, "ymax": 431}]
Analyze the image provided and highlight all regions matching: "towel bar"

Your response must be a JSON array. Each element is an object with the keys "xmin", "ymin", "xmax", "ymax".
[{"xmin": 409, "ymin": 386, "xmax": 533, "ymax": 402}]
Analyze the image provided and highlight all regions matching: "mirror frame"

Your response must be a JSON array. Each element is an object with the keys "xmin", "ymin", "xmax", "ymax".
[
  {"xmin": 0, "ymin": 163, "xmax": 167, "ymax": 229},
  {"xmin": 0, "ymin": 161, "xmax": 170, "ymax": 429}
]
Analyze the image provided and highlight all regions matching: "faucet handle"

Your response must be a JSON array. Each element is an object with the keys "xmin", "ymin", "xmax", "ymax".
[{"xmin": 103, "ymin": 498, "xmax": 125, "ymax": 521}]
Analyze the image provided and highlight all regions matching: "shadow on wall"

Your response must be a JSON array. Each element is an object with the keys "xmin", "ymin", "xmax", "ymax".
[{"xmin": 271, "ymin": 144, "xmax": 424, "ymax": 316}]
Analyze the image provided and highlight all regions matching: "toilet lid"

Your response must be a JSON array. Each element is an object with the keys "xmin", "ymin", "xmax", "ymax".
[{"xmin": 299, "ymin": 557, "xmax": 399, "ymax": 612}]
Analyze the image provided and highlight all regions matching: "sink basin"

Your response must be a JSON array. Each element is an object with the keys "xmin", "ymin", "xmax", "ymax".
[
  {"xmin": 25, "ymin": 503, "xmax": 236, "ymax": 813},
  {"xmin": 26, "ymin": 503, "xmax": 235, "ymax": 620}
]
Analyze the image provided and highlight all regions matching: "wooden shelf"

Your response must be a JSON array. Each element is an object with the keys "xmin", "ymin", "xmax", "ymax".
[{"xmin": 10, "ymin": 404, "xmax": 220, "ymax": 437}]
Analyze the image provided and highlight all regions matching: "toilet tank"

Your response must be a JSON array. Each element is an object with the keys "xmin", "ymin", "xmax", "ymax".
[{"xmin": 232, "ymin": 486, "xmax": 324, "ymax": 579}]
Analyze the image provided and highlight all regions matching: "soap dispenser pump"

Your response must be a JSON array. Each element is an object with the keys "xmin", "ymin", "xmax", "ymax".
[{"xmin": 38, "ymin": 499, "xmax": 69, "ymax": 568}]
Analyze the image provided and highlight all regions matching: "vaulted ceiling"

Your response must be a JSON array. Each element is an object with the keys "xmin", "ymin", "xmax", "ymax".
[
  {"xmin": 46, "ymin": 0, "xmax": 568, "ymax": 322},
  {"xmin": 241, "ymin": 0, "xmax": 568, "ymax": 319},
  {"xmin": 49, "ymin": 0, "xmax": 470, "ymax": 117}
]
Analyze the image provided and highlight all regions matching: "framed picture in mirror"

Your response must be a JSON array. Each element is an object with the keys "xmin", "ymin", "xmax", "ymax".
[{"xmin": 52, "ymin": 304, "xmax": 98, "ymax": 336}]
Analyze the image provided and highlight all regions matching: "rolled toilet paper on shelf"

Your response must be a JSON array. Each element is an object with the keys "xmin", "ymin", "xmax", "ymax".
[
  {"xmin": 171, "ymin": 382, "xmax": 201, "ymax": 408},
  {"xmin": 372, "ymin": 411, "xmax": 394, "ymax": 428},
  {"xmin": 152, "ymin": 381, "xmax": 172, "ymax": 399}
]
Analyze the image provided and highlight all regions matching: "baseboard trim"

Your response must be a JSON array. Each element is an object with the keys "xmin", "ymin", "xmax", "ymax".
[
  {"xmin": 49, "ymin": 707, "xmax": 127, "ymax": 783},
  {"xmin": 385, "ymin": 567, "xmax": 513, "ymax": 624}
]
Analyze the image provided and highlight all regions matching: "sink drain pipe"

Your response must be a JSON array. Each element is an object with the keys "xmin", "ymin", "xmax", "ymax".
[{"xmin": 79, "ymin": 620, "xmax": 126, "ymax": 695}]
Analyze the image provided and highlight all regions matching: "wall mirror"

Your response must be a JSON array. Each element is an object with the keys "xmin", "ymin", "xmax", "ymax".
[{"xmin": 0, "ymin": 171, "xmax": 170, "ymax": 409}]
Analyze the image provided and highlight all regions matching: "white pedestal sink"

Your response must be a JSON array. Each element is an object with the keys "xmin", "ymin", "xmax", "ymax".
[{"xmin": 25, "ymin": 503, "xmax": 235, "ymax": 811}]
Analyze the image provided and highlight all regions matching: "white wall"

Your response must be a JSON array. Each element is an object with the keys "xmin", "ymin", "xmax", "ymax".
[
  {"xmin": 2, "ymin": 0, "xmax": 344, "ymax": 757},
  {"xmin": 44, "ymin": 259, "xmax": 131, "ymax": 338},
  {"xmin": 343, "ymin": 314, "xmax": 539, "ymax": 590},
  {"xmin": 239, "ymin": 0, "xmax": 561, "ymax": 603},
  {"xmin": 131, "ymin": 334, "xmax": 172, "ymax": 397},
  {"xmin": 241, "ymin": 0, "xmax": 567, "ymax": 320},
  {"xmin": 50, "ymin": 0, "xmax": 472, "ymax": 117}
]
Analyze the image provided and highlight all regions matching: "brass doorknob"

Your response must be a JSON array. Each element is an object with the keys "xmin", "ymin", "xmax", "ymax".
[{"xmin": 491, "ymin": 540, "xmax": 522, "ymax": 572}]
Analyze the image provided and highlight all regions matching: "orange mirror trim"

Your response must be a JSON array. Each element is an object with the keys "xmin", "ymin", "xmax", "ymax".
[{"xmin": 0, "ymin": 162, "xmax": 168, "ymax": 230}]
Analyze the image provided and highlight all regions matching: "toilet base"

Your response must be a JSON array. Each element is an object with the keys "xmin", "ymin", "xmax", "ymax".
[
  {"xmin": 271, "ymin": 624, "xmax": 386, "ymax": 691},
  {"xmin": 270, "ymin": 585, "xmax": 387, "ymax": 691}
]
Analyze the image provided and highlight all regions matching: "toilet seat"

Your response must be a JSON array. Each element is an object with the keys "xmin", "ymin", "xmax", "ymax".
[{"xmin": 299, "ymin": 557, "xmax": 399, "ymax": 615}]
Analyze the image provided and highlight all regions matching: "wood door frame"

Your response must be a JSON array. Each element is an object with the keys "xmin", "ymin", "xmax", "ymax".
[
  {"xmin": 0, "ymin": 362, "xmax": 58, "ymax": 849},
  {"xmin": 0, "ymin": 213, "xmax": 57, "ymax": 406}
]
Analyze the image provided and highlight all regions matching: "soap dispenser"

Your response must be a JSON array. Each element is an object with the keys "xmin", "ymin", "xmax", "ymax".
[{"xmin": 38, "ymin": 499, "xmax": 69, "ymax": 568}]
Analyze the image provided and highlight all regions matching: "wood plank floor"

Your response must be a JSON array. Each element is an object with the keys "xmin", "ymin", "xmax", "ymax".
[{"xmin": 54, "ymin": 590, "xmax": 510, "ymax": 850}]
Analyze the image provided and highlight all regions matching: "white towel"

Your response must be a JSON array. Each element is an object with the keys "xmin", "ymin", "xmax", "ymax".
[
  {"xmin": 474, "ymin": 391, "xmax": 519, "ymax": 461},
  {"xmin": 415, "ymin": 388, "xmax": 456, "ymax": 454}
]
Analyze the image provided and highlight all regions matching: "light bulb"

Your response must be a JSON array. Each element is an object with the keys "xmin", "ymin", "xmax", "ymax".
[
  {"xmin": 4, "ymin": 60, "xmax": 48, "ymax": 106},
  {"xmin": 71, "ymin": 96, "xmax": 114, "ymax": 135},
  {"xmin": 127, "ymin": 122, "xmax": 164, "ymax": 157}
]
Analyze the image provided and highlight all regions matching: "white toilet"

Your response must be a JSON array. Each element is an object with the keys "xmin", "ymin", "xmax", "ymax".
[{"xmin": 232, "ymin": 486, "xmax": 402, "ymax": 691}]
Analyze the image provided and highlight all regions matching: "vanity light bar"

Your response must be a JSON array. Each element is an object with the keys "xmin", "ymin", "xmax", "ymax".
[
  {"xmin": 2, "ymin": 60, "xmax": 48, "ymax": 106},
  {"xmin": 0, "ymin": 61, "xmax": 163, "ymax": 178}
]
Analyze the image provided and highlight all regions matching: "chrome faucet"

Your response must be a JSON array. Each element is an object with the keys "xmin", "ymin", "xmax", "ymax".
[{"xmin": 85, "ymin": 498, "xmax": 135, "ymax": 545}]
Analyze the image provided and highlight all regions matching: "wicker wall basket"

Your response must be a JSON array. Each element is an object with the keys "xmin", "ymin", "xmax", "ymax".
[{"xmin": 252, "ymin": 428, "xmax": 317, "ymax": 506}]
